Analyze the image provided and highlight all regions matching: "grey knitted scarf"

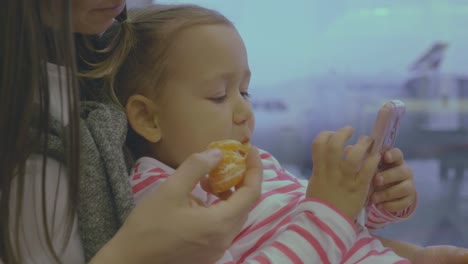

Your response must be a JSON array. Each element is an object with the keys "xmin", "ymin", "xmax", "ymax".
[{"xmin": 47, "ymin": 101, "xmax": 135, "ymax": 262}]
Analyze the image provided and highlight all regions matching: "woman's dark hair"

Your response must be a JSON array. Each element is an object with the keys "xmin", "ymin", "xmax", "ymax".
[{"xmin": 0, "ymin": 1, "xmax": 126, "ymax": 262}]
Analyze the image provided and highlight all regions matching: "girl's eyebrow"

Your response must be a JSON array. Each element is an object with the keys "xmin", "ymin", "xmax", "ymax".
[
  {"xmin": 194, "ymin": 70, "xmax": 251, "ymax": 95},
  {"xmin": 201, "ymin": 69, "xmax": 251, "ymax": 84}
]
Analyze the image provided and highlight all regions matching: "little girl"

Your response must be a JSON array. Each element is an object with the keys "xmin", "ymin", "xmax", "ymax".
[{"xmin": 87, "ymin": 4, "xmax": 466, "ymax": 264}]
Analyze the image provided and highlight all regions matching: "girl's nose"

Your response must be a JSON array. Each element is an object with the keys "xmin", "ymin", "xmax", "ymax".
[{"xmin": 233, "ymin": 95, "xmax": 253, "ymax": 125}]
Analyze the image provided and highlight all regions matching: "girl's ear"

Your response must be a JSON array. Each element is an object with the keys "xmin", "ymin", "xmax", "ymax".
[{"xmin": 126, "ymin": 94, "xmax": 162, "ymax": 143}]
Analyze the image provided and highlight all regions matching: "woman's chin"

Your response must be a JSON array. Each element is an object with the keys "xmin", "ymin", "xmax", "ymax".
[{"xmin": 73, "ymin": 19, "xmax": 114, "ymax": 35}]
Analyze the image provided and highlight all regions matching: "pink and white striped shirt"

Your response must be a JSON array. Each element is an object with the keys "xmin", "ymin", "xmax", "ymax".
[{"xmin": 131, "ymin": 149, "xmax": 416, "ymax": 264}]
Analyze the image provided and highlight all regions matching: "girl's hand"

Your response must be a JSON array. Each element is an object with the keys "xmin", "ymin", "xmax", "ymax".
[
  {"xmin": 306, "ymin": 126, "xmax": 380, "ymax": 221},
  {"xmin": 371, "ymin": 148, "xmax": 417, "ymax": 212}
]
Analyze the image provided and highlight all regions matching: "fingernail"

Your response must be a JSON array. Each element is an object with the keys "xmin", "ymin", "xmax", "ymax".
[
  {"xmin": 386, "ymin": 152, "xmax": 392, "ymax": 162},
  {"xmin": 247, "ymin": 146, "xmax": 258, "ymax": 156},
  {"xmin": 359, "ymin": 135, "xmax": 372, "ymax": 143},
  {"xmin": 368, "ymin": 138, "xmax": 375, "ymax": 149},
  {"xmin": 206, "ymin": 148, "xmax": 222, "ymax": 158}
]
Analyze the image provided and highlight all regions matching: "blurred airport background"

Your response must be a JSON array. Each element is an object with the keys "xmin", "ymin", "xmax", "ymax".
[{"xmin": 132, "ymin": 0, "xmax": 468, "ymax": 247}]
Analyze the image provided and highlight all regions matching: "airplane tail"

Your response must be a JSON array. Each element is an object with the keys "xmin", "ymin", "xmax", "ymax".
[{"xmin": 409, "ymin": 42, "xmax": 448, "ymax": 73}]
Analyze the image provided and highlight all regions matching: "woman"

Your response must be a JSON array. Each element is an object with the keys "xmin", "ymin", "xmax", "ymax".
[
  {"xmin": 0, "ymin": 0, "xmax": 262, "ymax": 263},
  {"xmin": 1, "ymin": 1, "xmax": 466, "ymax": 263}
]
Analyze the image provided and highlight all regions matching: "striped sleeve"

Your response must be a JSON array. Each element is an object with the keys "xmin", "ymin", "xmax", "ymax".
[{"xmin": 365, "ymin": 196, "xmax": 418, "ymax": 230}]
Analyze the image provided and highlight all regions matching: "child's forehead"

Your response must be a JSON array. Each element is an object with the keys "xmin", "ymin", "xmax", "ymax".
[
  {"xmin": 165, "ymin": 25, "xmax": 248, "ymax": 80},
  {"xmin": 164, "ymin": 69, "xmax": 251, "ymax": 91},
  {"xmin": 167, "ymin": 24, "xmax": 243, "ymax": 58}
]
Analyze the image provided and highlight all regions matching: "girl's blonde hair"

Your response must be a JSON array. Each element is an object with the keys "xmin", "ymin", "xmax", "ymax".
[
  {"xmin": 82, "ymin": 4, "xmax": 233, "ymax": 159},
  {"xmin": 83, "ymin": 4, "xmax": 233, "ymax": 106}
]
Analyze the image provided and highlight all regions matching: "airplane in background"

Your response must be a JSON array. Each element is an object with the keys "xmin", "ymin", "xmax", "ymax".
[
  {"xmin": 250, "ymin": 42, "xmax": 468, "ymax": 179},
  {"xmin": 409, "ymin": 42, "xmax": 448, "ymax": 73}
]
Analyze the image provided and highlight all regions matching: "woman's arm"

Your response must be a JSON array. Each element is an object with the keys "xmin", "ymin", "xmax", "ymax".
[
  {"xmin": 373, "ymin": 235, "xmax": 422, "ymax": 262},
  {"xmin": 375, "ymin": 235, "xmax": 468, "ymax": 264}
]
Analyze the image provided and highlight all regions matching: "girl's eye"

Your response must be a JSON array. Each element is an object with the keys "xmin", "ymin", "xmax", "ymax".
[
  {"xmin": 210, "ymin": 95, "xmax": 227, "ymax": 103},
  {"xmin": 241, "ymin": 91, "xmax": 251, "ymax": 99}
]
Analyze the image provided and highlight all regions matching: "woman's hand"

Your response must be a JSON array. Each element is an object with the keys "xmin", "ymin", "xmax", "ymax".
[
  {"xmin": 374, "ymin": 235, "xmax": 468, "ymax": 264},
  {"xmin": 92, "ymin": 147, "xmax": 262, "ymax": 264},
  {"xmin": 306, "ymin": 126, "xmax": 381, "ymax": 221},
  {"xmin": 413, "ymin": 245, "xmax": 468, "ymax": 264}
]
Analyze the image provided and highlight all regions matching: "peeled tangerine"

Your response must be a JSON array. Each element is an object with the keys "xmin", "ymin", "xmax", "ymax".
[{"xmin": 206, "ymin": 140, "xmax": 250, "ymax": 193}]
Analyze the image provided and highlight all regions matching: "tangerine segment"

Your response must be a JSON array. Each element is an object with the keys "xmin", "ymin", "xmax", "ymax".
[
  {"xmin": 207, "ymin": 140, "xmax": 250, "ymax": 193},
  {"xmin": 208, "ymin": 140, "xmax": 244, "ymax": 152}
]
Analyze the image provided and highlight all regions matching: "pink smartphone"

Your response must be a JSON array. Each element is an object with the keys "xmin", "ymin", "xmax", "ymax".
[
  {"xmin": 368, "ymin": 100, "xmax": 406, "ymax": 159},
  {"xmin": 364, "ymin": 100, "xmax": 405, "ymax": 207}
]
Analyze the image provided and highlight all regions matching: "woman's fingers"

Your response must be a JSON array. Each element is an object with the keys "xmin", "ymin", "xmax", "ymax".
[
  {"xmin": 213, "ymin": 147, "xmax": 262, "ymax": 219},
  {"xmin": 166, "ymin": 148, "xmax": 223, "ymax": 200},
  {"xmin": 189, "ymin": 194, "xmax": 207, "ymax": 208},
  {"xmin": 200, "ymin": 176, "xmax": 234, "ymax": 200}
]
